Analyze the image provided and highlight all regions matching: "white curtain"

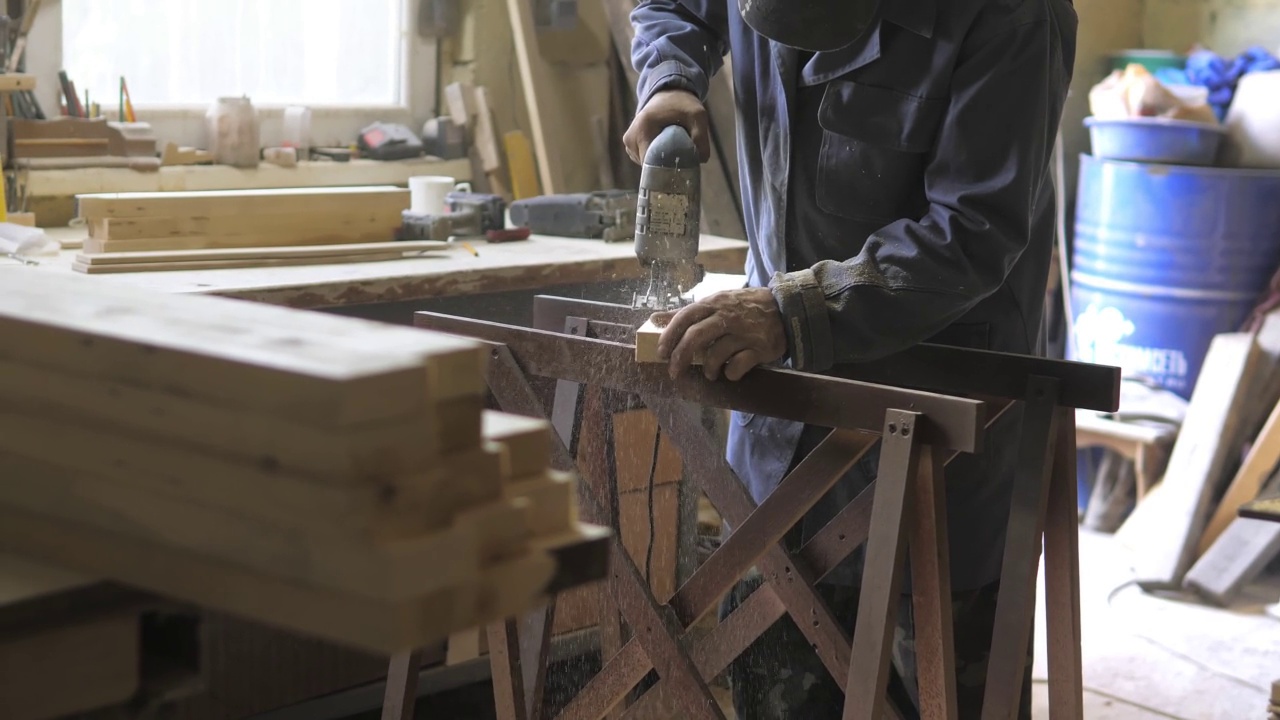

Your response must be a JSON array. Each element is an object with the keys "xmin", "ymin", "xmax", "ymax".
[{"xmin": 62, "ymin": 0, "xmax": 405, "ymax": 108}]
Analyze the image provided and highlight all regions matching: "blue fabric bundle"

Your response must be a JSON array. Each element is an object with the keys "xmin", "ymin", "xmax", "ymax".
[{"xmin": 1182, "ymin": 46, "xmax": 1280, "ymax": 119}]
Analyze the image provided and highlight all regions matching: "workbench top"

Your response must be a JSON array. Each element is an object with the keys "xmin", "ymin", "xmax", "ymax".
[{"xmin": 2, "ymin": 228, "xmax": 748, "ymax": 309}]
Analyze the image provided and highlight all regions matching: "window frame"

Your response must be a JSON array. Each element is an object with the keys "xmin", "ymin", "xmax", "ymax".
[{"xmin": 30, "ymin": 0, "xmax": 439, "ymax": 148}]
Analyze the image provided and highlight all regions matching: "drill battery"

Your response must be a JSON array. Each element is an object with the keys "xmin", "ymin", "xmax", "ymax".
[
  {"xmin": 508, "ymin": 190, "xmax": 637, "ymax": 242},
  {"xmin": 397, "ymin": 192, "xmax": 506, "ymax": 241}
]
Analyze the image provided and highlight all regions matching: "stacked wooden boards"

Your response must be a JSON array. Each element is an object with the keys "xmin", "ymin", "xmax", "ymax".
[
  {"xmin": 73, "ymin": 186, "xmax": 424, "ymax": 272},
  {"xmin": 1119, "ymin": 313, "xmax": 1280, "ymax": 602},
  {"xmin": 0, "ymin": 272, "xmax": 585, "ymax": 653}
]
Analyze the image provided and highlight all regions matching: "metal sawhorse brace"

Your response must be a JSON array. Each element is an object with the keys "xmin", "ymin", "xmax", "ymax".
[{"xmin": 406, "ymin": 296, "xmax": 1119, "ymax": 720}]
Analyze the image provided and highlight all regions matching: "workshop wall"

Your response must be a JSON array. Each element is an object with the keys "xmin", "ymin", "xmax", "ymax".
[{"xmin": 1145, "ymin": 0, "xmax": 1280, "ymax": 55}]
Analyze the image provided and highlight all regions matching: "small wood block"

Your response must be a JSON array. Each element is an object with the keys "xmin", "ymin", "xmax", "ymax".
[
  {"xmin": 455, "ymin": 498, "xmax": 532, "ymax": 563},
  {"xmin": 635, "ymin": 317, "xmax": 703, "ymax": 365},
  {"xmin": 1271, "ymin": 678, "xmax": 1280, "ymax": 704},
  {"xmin": 482, "ymin": 410, "xmax": 552, "ymax": 480},
  {"xmin": 506, "ymin": 471, "xmax": 577, "ymax": 536},
  {"xmin": 5, "ymin": 212, "xmax": 35, "ymax": 227}
]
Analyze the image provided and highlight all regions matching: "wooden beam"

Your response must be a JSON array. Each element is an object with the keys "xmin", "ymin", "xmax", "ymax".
[{"xmin": 504, "ymin": 0, "xmax": 563, "ymax": 194}]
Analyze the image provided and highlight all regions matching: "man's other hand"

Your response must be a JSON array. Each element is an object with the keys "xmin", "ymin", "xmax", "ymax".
[
  {"xmin": 624, "ymin": 89, "xmax": 712, "ymax": 164},
  {"xmin": 651, "ymin": 288, "xmax": 787, "ymax": 381}
]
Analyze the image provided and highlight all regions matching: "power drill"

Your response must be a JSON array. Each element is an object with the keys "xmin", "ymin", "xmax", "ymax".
[{"xmin": 632, "ymin": 125, "xmax": 704, "ymax": 311}]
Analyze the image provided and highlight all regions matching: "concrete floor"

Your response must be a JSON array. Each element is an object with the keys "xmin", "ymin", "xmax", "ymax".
[{"xmin": 1029, "ymin": 529, "xmax": 1280, "ymax": 719}]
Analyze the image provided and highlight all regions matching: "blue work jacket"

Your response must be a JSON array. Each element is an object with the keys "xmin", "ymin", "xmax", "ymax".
[{"xmin": 632, "ymin": 0, "xmax": 1078, "ymax": 589}]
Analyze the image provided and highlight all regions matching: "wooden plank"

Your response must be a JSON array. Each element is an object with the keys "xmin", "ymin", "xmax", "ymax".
[
  {"xmin": 483, "ymin": 410, "xmax": 554, "ymax": 480},
  {"xmin": 619, "ymin": 483, "xmax": 679, "ymax": 601},
  {"xmin": 1044, "ymin": 410, "xmax": 1085, "ymax": 719},
  {"xmin": 1119, "ymin": 334, "xmax": 1266, "ymax": 589},
  {"xmin": 0, "ymin": 73, "xmax": 36, "ymax": 91},
  {"xmin": 4, "ymin": 273, "xmax": 486, "ymax": 427},
  {"xmin": 77, "ymin": 240, "xmax": 444, "ymax": 266},
  {"xmin": 504, "ymin": 0, "xmax": 563, "ymax": 195},
  {"xmin": 0, "ymin": 401, "xmax": 500, "ymax": 540},
  {"xmin": 1184, "ymin": 518, "xmax": 1280, "ymax": 605},
  {"xmin": 90, "ymin": 210, "xmax": 403, "ymax": 242},
  {"xmin": 0, "ymin": 504, "xmax": 556, "ymax": 657},
  {"xmin": 0, "ymin": 452, "xmax": 482, "ymax": 600},
  {"xmin": 843, "ymin": 411, "xmax": 921, "ymax": 720},
  {"xmin": 506, "ymin": 473, "xmax": 577, "ymax": 537},
  {"xmin": 1200, "ymin": 399, "xmax": 1280, "ymax": 554},
  {"xmin": 27, "ymin": 158, "xmax": 471, "ymax": 198},
  {"xmin": 83, "ymin": 230, "xmax": 402, "ymax": 253},
  {"xmin": 908, "ymin": 445, "xmax": 959, "ymax": 720},
  {"xmin": 72, "ymin": 252, "xmax": 424, "ymax": 274},
  {"xmin": 75, "ymin": 186, "xmax": 410, "ymax": 220},
  {"xmin": 417, "ymin": 313, "xmax": 986, "ymax": 452},
  {"xmin": 504, "ymin": 131, "xmax": 541, "ymax": 200}
]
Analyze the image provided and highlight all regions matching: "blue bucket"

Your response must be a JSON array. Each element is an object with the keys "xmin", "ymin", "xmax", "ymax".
[{"xmin": 1071, "ymin": 154, "xmax": 1280, "ymax": 399}]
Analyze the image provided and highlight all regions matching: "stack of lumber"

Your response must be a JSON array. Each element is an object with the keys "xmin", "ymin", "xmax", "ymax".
[
  {"xmin": 74, "ymin": 186, "xmax": 422, "ymax": 272},
  {"xmin": 1118, "ymin": 312, "xmax": 1280, "ymax": 603},
  {"xmin": 0, "ymin": 272, "xmax": 585, "ymax": 653},
  {"xmin": 12, "ymin": 117, "xmax": 159, "ymax": 171}
]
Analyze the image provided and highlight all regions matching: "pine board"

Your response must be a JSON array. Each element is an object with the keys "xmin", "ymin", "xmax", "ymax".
[
  {"xmin": 1184, "ymin": 517, "xmax": 1280, "ymax": 606},
  {"xmin": 76, "ymin": 240, "xmax": 444, "ymax": 266},
  {"xmin": 1, "ymin": 273, "xmax": 486, "ymax": 427},
  {"xmin": 506, "ymin": 472, "xmax": 577, "ymax": 536},
  {"xmin": 73, "ymin": 252, "xmax": 416, "ymax": 274},
  {"xmin": 1200, "ymin": 399, "xmax": 1280, "ymax": 554},
  {"xmin": 84, "ymin": 229, "xmax": 397, "ymax": 254},
  {"xmin": 0, "ymin": 404, "xmax": 503, "ymax": 541},
  {"xmin": 482, "ymin": 410, "xmax": 553, "ymax": 480},
  {"xmin": 0, "ymin": 452, "xmax": 480, "ymax": 601},
  {"xmin": 0, "ymin": 505, "xmax": 481, "ymax": 654},
  {"xmin": 1120, "ymin": 333, "xmax": 1266, "ymax": 589},
  {"xmin": 75, "ymin": 186, "xmax": 410, "ymax": 220},
  {"xmin": 90, "ymin": 210, "xmax": 402, "ymax": 242},
  {"xmin": 0, "ymin": 357, "xmax": 452, "ymax": 484}
]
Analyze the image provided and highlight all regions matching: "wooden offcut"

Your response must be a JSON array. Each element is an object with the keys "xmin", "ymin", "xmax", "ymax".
[
  {"xmin": 1200, "ymin": 399, "xmax": 1280, "ymax": 553},
  {"xmin": 636, "ymin": 317, "xmax": 704, "ymax": 365},
  {"xmin": 75, "ymin": 185, "xmax": 409, "ymax": 220},
  {"xmin": 1119, "ymin": 333, "xmax": 1266, "ymax": 589}
]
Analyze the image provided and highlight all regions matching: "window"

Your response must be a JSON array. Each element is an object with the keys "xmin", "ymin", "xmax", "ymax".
[{"xmin": 61, "ymin": 0, "xmax": 407, "ymax": 108}]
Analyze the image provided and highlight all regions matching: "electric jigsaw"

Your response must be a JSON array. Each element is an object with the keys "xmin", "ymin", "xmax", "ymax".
[{"xmin": 632, "ymin": 125, "xmax": 704, "ymax": 311}]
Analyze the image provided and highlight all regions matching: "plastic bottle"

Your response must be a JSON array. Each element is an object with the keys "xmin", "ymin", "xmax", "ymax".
[
  {"xmin": 206, "ymin": 97, "xmax": 260, "ymax": 168},
  {"xmin": 282, "ymin": 106, "xmax": 313, "ymax": 158}
]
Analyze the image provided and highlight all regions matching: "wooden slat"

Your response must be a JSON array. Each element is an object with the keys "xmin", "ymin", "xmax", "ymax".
[
  {"xmin": 76, "ymin": 240, "xmax": 444, "ymax": 266},
  {"xmin": 90, "ymin": 209, "xmax": 402, "ymax": 241},
  {"xmin": 1200, "ymin": 399, "xmax": 1280, "ymax": 553},
  {"xmin": 0, "ymin": 452, "xmax": 481, "ymax": 600},
  {"xmin": 909, "ymin": 445, "xmax": 959, "ymax": 720},
  {"xmin": 1119, "ymin": 334, "xmax": 1266, "ymax": 588},
  {"xmin": 5, "ymin": 273, "xmax": 486, "ymax": 427},
  {"xmin": 416, "ymin": 313, "xmax": 985, "ymax": 452},
  {"xmin": 1185, "ymin": 469, "xmax": 1280, "ymax": 605},
  {"xmin": 504, "ymin": 0, "xmax": 562, "ymax": 195},
  {"xmin": 484, "ymin": 410, "xmax": 554, "ymax": 480},
  {"xmin": 75, "ymin": 185, "xmax": 410, "ymax": 219}
]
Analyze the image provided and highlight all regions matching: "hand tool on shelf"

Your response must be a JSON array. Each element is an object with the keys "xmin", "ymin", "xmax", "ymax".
[
  {"xmin": 508, "ymin": 190, "xmax": 637, "ymax": 242},
  {"xmin": 396, "ymin": 191, "xmax": 508, "ymax": 242},
  {"xmin": 630, "ymin": 125, "xmax": 704, "ymax": 311}
]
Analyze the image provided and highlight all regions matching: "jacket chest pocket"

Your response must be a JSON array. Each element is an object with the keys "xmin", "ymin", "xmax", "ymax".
[{"xmin": 816, "ymin": 80, "xmax": 946, "ymax": 223}]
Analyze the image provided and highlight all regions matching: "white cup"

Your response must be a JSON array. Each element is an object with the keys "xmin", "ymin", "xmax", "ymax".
[{"xmin": 409, "ymin": 176, "xmax": 472, "ymax": 214}]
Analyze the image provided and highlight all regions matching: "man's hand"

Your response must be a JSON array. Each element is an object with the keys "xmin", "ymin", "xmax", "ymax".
[
  {"xmin": 624, "ymin": 89, "xmax": 712, "ymax": 164},
  {"xmin": 651, "ymin": 288, "xmax": 788, "ymax": 381}
]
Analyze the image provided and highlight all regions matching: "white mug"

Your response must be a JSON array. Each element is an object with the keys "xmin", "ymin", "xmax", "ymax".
[{"xmin": 409, "ymin": 176, "xmax": 472, "ymax": 214}]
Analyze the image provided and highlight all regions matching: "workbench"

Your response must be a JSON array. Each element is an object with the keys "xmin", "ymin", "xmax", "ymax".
[{"xmin": 6, "ymin": 227, "xmax": 748, "ymax": 310}]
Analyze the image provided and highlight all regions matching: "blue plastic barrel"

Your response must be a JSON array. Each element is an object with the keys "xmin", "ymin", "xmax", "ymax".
[{"xmin": 1071, "ymin": 154, "xmax": 1280, "ymax": 399}]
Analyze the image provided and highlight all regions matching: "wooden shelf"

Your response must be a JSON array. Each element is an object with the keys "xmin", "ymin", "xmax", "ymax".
[{"xmin": 24, "ymin": 157, "xmax": 472, "ymax": 198}]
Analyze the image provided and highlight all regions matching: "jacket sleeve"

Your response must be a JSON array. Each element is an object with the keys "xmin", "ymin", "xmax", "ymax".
[
  {"xmin": 770, "ymin": 8, "xmax": 1078, "ymax": 372},
  {"xmin": 630, "ymin": 1, "xmax": 730, "ymax": 109}
]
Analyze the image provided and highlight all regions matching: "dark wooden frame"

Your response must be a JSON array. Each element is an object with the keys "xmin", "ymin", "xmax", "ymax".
[{"xmin": 387, "ymin": 296, "xmax": 1118, "ymax": 720}]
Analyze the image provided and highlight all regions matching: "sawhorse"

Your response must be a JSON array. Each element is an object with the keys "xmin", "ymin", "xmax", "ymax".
[{"xmin": 405, "ymin": 296, "xmax": 1118, "ymax": 720}]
